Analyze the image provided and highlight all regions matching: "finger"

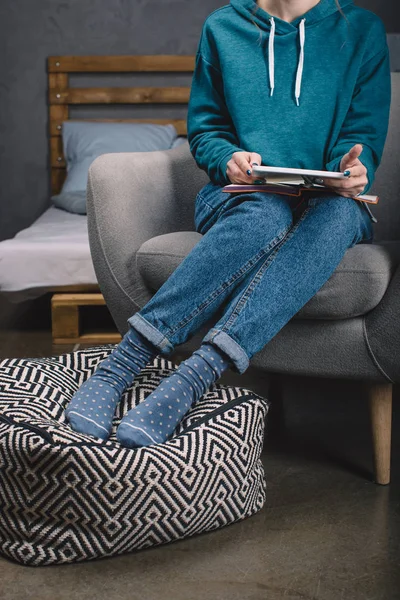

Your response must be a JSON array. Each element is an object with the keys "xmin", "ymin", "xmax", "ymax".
[
  {"xmin": 341, "ymin": 144, "xmax": 363, "ymax": 170},
  {"xmin": 346, "ymin": 144, "xmax": 363, "ymax": 165},
  {"xmin": 248, "ymin": 153, "xmax": 263, "ymax": 179},
  {"xmin": 342, "ymin": 163, "xmax": 364, "ymax": 178},
  {"xmin": 339, "ymin": 185, "xmax": 366, "ymax": 198},
  {"xmin": 319, "ymin": 172, "xmax": 366, "ymax": 192},
  {"xmin": 228, "ymin": 163, "xmax": 251, "ymax": 184},
  {"xmin": 249, "ymin": 153, "xmax": 262, "ymax": 167},
  {"xmin": 340, "ymin": 169, "xmax": 368, "ymax": 193},
  {"xmin": 234, "ymin": 153, "xmax": 254, "ymax": 178},
  {"xmin": 318, "ymin": 176, "xmax": 342, "ymax": 188},
  {"xmin": 323, "ymin": 176, "xmax": 367, "ymax": 195},
  {"xmin": 348, "ymin": 143, "xmax": 363, "ymax": 161},
  {"xmin": 339, "ymin": 166, "xmax": 366, "ymax": 186},
  {"xmin": 234, "ymin": 154, "xmax": 258, "ymax": 181},
  {"xmin": 323, "ymin": 161, "xmax": 364, "ymax": 188}
]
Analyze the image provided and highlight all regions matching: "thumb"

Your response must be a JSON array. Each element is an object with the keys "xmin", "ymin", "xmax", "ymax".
[{"xmin": 340, "ymin": 143, "xmax": 363, "ymax": 171}]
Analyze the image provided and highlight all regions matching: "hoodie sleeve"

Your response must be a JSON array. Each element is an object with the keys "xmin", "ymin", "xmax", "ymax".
[
  {"xmin": 326, "ymin": 15, "xmax": 391, "ymax": 194},
  {"xmin": 187, "ymin": 26, "xmax": 245, "ymax": 186},
  {"xmin": 325, "ymin": 24, "xmax": 391, "ymax": 195}
]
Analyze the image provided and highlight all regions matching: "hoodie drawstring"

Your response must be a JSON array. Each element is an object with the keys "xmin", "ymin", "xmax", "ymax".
[
  {"xmin": 268, "ymin": 17, "xmax": 306, "ymax": 106},
  {"xmin": 268, "ymin": 16, "xmax": 275, "ymax": 97},
  {"xmin": 295, "ymin": 18, "xmax": 306, "ymax": 105}
]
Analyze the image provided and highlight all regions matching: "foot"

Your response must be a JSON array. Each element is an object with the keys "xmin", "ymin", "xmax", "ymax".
[
  {"xmin": 65, "ymin": 326, "xmax": 159, "ymax": 440},
  {"xmin": 116, "ymin": 342, "xmax": 232, "ymax": 448}
]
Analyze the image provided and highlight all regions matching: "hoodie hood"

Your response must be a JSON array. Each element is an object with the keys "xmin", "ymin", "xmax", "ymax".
[{"xmin": 230, "ymin": 0, "xmax": 354, "ymax": 105}]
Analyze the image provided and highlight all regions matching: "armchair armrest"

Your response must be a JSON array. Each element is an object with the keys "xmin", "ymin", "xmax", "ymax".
[
  {"xmin": 365, "ymin": 261, "xmax": 400, "ymax": 384},
  {"xmin": 86, "ymin": 141, "xmax": 209, "ymax": 334}
]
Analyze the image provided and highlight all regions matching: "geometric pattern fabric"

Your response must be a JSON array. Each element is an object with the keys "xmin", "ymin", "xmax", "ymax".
[{"xmin": 0, "ymin": 346, "xmax": 268, "ymax": 566}]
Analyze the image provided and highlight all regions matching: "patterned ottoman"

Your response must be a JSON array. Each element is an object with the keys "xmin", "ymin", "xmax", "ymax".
[{"xmin": 0, "ymin": 346, "xmax": 269, "ymax": 566}]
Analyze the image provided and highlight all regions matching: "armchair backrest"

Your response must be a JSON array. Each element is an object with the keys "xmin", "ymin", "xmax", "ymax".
[{"xmin": 370, "ymin": 72, "xmax": 400, "ymax": 241}]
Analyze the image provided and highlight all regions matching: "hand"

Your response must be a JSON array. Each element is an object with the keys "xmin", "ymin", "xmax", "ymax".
[
  {"xmin": 226, "ymin": 151, "xmax": 263, "ymax": 184},
  {"xmin": 319, "ymin": 144, "xmax": 368, "ymax": 198}
]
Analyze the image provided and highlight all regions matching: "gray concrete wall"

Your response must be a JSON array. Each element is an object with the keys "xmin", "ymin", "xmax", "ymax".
[{"xmin": 0, "ymin": 1, "xmax": 398, "ymax": 241}]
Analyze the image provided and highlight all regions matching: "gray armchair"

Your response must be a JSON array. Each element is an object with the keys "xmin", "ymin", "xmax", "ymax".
[{"xmin": 87, "ymin": 73, "xmax": 400, "ymax": 485}]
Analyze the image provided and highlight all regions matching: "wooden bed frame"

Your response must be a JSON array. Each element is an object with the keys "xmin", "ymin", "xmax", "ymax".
[{"xmin": 48, "ymin": 55, "xmax": 194, "ymax": 344}]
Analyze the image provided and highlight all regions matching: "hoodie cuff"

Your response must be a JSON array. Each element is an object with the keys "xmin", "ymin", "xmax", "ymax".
[
  {"xmin": 215, "ymin": 146, "xmax": 246, "ymax": 186},
  {"xmin": 358, "ymin": 157, "xmax": 373, "ymax": 195}
]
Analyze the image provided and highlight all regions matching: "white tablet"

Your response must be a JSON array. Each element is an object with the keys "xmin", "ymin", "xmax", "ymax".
[{"xmin": 251, "ymin": 165, "xmax": 348, "ymax": 179}]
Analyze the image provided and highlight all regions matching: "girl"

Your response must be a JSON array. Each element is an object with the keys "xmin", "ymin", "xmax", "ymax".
[{"xmin": 65, "ymin": 0, "xmax": 391, "ymax": 448}]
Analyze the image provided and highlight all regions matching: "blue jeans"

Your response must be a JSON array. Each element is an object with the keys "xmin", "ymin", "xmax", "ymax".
[{"xmin": 128, "ymin": 182, "xmax": 374, "ymax": 374}]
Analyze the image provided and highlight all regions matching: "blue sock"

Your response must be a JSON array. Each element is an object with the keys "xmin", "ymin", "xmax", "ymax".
[
  {"xmin": 116, "ymin": 342, "xmax": 232, "ymax": 448},
  {"xmin": 65, "ymin": 326, "xmax": 159, "ymax": 440}
]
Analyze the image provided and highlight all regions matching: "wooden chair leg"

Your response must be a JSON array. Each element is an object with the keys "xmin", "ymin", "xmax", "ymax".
[{"xmin": 367, "ymin": 382, "xmax": 393, "ymax": 485}]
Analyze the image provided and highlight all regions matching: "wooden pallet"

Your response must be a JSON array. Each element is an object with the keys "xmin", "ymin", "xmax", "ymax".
[
  {"xmin": 51, "ymin": 292, "xmax": 122, "ymax": 345},
  {"xmin": 47, "ymin": 55, "xmax": 193, "ymax": 344},
  {"xmin": 48, "ymin": 54, "xmax": 192, "ymax": 194}
]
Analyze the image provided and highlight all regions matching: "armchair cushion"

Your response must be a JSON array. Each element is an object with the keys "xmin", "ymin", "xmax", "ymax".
[{"xmin": 137, "ymin": 234, "xmax": 400, "ymax": 320}]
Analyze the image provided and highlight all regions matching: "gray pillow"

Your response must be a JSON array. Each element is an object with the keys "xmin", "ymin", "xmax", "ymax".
[{"xmin": 53, "ymin": 121, "xmax": 179, "ymax": 214}]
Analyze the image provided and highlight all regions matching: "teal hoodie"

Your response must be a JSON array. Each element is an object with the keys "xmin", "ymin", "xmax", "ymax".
[{"xmin": 187, "ymin": 0, "xmax": 391, "ymax": 194}]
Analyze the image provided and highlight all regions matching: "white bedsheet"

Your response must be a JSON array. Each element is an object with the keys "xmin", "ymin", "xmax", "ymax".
[{"xmin": 0, "ymin": 206, "xmax": 97, "ymax": 301}]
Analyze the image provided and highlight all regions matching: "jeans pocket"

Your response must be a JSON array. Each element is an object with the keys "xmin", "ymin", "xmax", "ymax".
[
  {"xmin": 195, "ymin": 181, "xmax": 228, "ymax": 210},
  {"xmin": 194, "ymin": 181, "xmax": 232, "ymax": 234}
]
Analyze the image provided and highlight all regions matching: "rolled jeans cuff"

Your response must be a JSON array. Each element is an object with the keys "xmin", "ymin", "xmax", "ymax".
[
  {"xmin": 203, "ymin": 328, "xmax": 250, "ymax": 375},
  {"xmin": 127, "ymin": 313, "xmax": 174, "ymax": 356}
]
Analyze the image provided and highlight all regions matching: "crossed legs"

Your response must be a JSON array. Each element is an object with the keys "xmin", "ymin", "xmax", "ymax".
[{"xmin": 66, "ymin": 189, "xmax": 373, "ymax": 446}]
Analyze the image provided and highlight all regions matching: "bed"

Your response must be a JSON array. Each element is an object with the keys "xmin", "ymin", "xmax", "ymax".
[
  {"xmin": 0, "ymin": 55, "xmax": 194, "ymax": 342},
  {"xmin": 0, "ymin": 207, "xmax": 97, "ymax": 300}
]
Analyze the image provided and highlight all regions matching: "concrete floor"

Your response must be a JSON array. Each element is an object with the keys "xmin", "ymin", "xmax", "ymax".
[{"xmin": 0, "ymin": 295, "xmax": 399, "ymax": 600}]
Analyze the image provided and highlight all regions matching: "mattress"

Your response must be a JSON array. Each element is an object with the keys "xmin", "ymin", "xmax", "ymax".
[{"xmin": 0, "ymin": 206, "xmax": 97, "ymax": 301}]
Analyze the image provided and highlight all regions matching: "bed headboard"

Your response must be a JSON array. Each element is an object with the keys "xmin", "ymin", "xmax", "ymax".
[{"xmin": 48, "ymin": 55, "xmax": 195, "ymax": 195}]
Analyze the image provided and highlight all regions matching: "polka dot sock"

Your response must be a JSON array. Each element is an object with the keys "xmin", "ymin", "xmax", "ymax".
[
  {"xmin": 65, "ymin": 326, "xmax": 159, "ymax": 440},
  {"xmin": 116, "ymin": 342, "xmax": 232, "ymax": 448}
]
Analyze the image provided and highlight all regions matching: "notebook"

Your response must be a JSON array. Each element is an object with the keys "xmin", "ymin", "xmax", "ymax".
[{"xmin": 222, "ymin": 177, "xmax": 379, "ymax": 204}]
